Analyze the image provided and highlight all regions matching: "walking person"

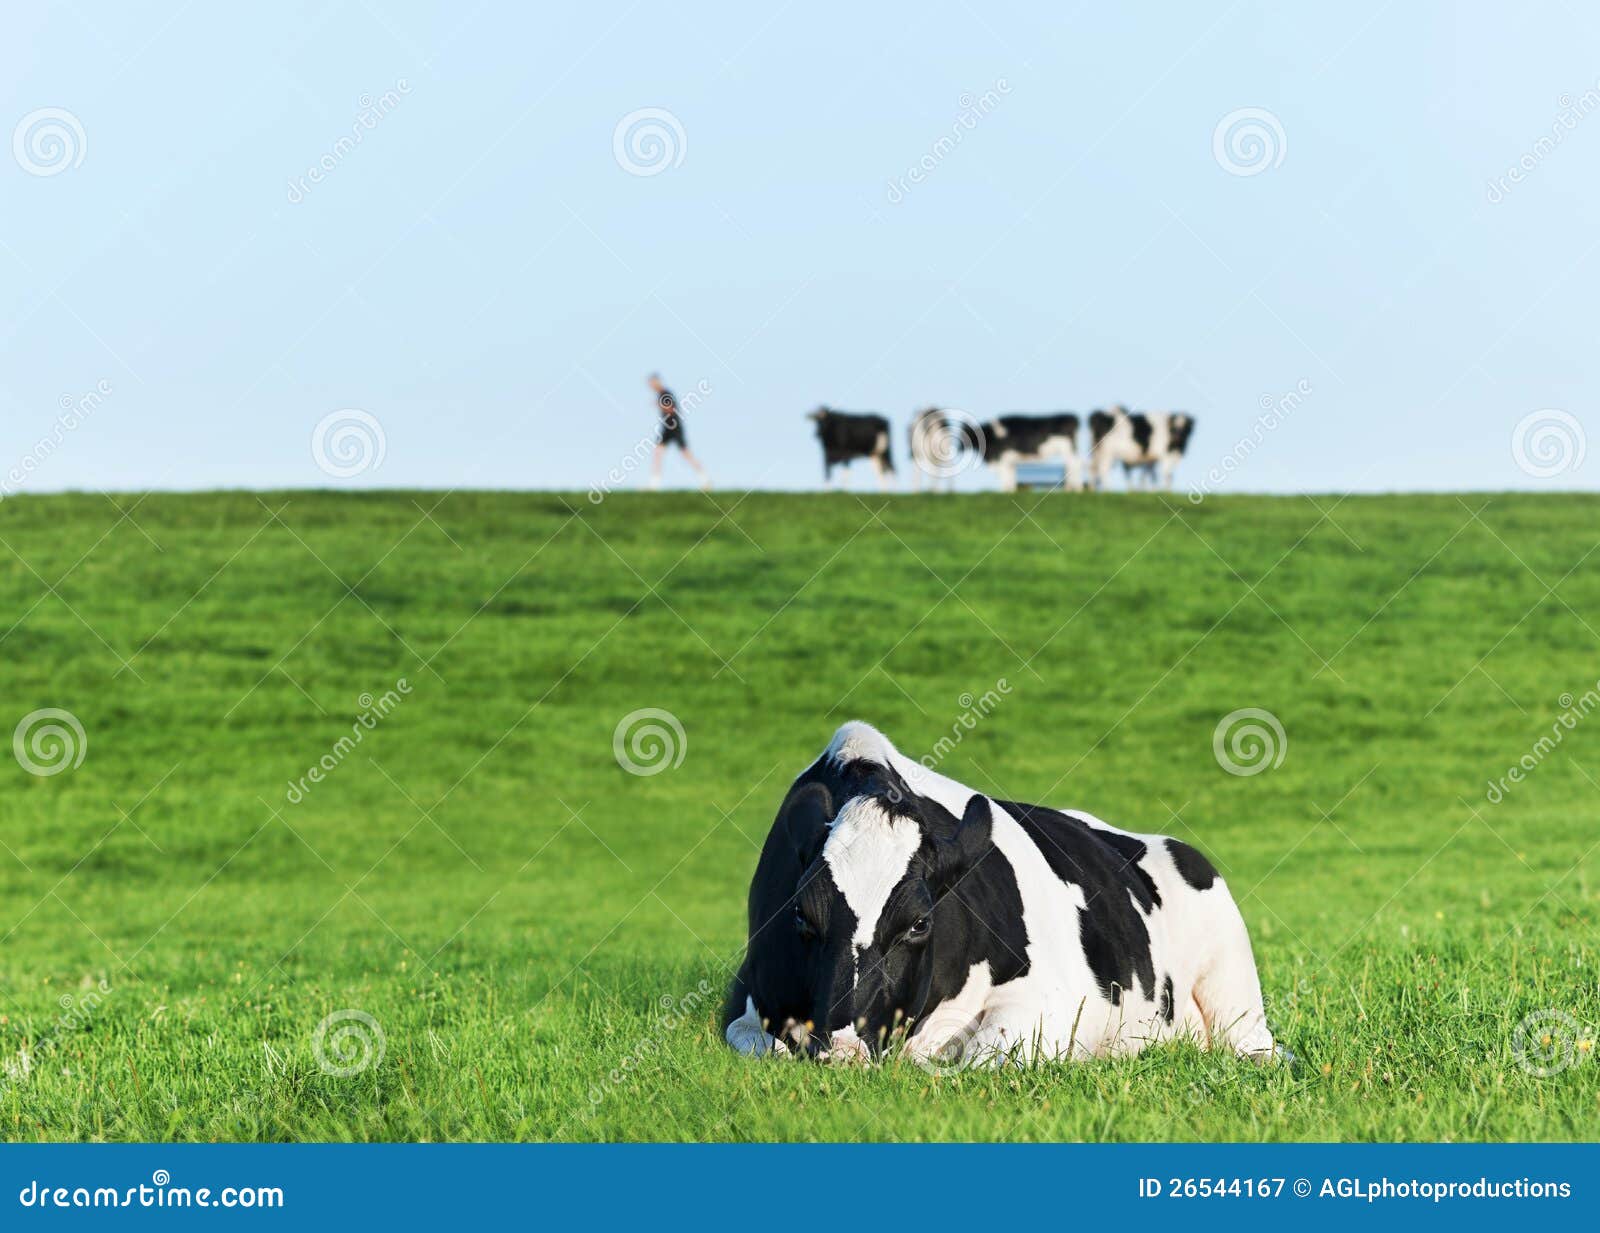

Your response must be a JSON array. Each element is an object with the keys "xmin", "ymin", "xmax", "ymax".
[{"xmin": 647, "ymin": 373, "xmax": 710, "ymax": 491}]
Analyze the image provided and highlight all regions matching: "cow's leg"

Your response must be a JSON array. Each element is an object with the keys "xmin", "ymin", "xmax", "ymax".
[
  {"xmin": 1065, "ymin": 451, "xmax": 1084, "ymax": 492},
  {"xmin": 997, "ymin": 456, "xmax": 1018, "ymax": 493},
  {"xmin": 872, "ymin": 453, "xmax": 889, "ymax": 490},
  {"xmin": 962, "ymin": 1004, "xmax": 1094, "ymax": 1066},
  {"xmin": 905, "ymin": 961, "xmax": 994, "ymax": 1067},
  {"xmin": 1189, "ymin": 890, "xmax": 1278, "ymax": 1061},
  {"xmin": 1159, "ymin": 454, "xmax": 1178, "ymax": 491}
]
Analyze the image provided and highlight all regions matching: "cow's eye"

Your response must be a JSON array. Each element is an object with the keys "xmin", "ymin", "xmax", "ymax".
[
  {"xmin": 906, "ymin": 916, "xmax": 931, "ymax": 941},
  {"xmin": 793, "ymin": 907, "xmax": 816, "ymax": 939}
]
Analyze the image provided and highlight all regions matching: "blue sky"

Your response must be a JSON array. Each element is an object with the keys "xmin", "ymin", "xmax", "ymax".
[{"xmin": 3, "ymin": 2, "xmax": 1596, "ymax": 494}]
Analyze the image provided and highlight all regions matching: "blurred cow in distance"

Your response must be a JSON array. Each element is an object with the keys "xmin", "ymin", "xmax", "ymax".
[
  {"xmin": 1089, "ymin": 406, "xmax": 1195, "ymax": 490},
  {"xmin": 975, "ymin": 413, "xmax": 1084, "ymax": 492},
  {"xmin": 908, "ymin": 407, "xmax": 963, "ymax": 492},
  {"xmin": 808, "ymin": 407, "xmax": 895, "ymax": 489}
]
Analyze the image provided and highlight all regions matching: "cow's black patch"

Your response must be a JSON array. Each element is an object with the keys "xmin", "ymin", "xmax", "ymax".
[
  {"xmin": 1167, "ymin": 414, "xmax": 1195, "ymax": 455},
  {"xmin": 981, "ymin": 413, "xmax": 1080, "ymax": 462},
  {"xmin": 1128, "ymin": 413, "xmax": 1153, "ymax": 454},
  {"xmin": 996, "ymin": 800, "xmax": 1157, "ymax": 1005},
  {"xmin": 910, "ymin": 793, "xmax": 1032, "ymax": 1025},
  {"xmin": 810, "ymin": 407, "xmax": 893, "ymax": 480},
  {"xmin": 1160, "ymin": 973, "xmax": 1175, "ymax": 1023},
  {"xmin": 1166, "ymin": 838, "xmax": 1218, "ymax": 891},
  {"xmin": 1088, "ymin": 410, "xmax": 1115, "ymax": 445},
  {"xmin": 724, "ymin": 774, "xmax": 834, "ymax": 1043},
  {"xmin": 1084, "ymin": 826, "xmax": 1160, "ymax": 912}
]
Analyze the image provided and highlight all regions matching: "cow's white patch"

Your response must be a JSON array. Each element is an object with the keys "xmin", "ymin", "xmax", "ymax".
[
  {"xmin": 823, "ymin": 797, "xmax": 920, "ymax": 948},
  {"xmin": 825, "ymin": 1025, "xmax": 871, "ymax": 1062},
  {"xmin": 823, "ymin": 721, "xmax": 975, "ymax": 818},
  {"xmin": 825, "ymin": 720, "xmax": 896, "ymax": 769}
]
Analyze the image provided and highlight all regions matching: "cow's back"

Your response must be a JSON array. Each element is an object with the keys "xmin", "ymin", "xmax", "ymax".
[{"xmin": 993, "ymin": 800, "xmax": 1173, "ymax": 1008}]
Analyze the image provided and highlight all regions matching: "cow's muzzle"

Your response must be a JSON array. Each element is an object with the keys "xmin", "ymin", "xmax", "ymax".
[{"xmin": 820, "ymin": 1026, "xmax": 871, "ymax": 1063}]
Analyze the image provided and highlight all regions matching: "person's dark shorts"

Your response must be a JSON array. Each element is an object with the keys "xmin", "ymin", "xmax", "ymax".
[{"xmin": 657, "ymin": 414, "xmax": 687, "ymax": 448}]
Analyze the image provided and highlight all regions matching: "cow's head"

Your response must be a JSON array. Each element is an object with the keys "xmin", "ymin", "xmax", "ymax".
[{"xmin": 759, "ymin": 773, "xmax": 996, "ymax": 1057}]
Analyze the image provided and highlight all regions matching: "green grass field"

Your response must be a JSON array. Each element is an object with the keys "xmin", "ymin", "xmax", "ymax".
[{"xmin": 1, "ymin": 489, "xmax": 1597, "ymax": 1142}]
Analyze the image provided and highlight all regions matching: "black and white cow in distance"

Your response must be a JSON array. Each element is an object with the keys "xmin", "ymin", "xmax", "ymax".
[
  {"xmin": 907, "ymin": 407, "xmax": 960, "ymax": 493},
  {"xmin": 978, "ymin": 413, "xmax": 1084, "ymax": 492},
  {"xmin": 1088, "ymin": 405, "xmax": 1195, "ymax": 490},
  {"xmin": 723, "ymin": 721, "xmax": 1279, "ymax": 1066},
  {"xmin": 808, "ymin": 407, "xmax": 894, "ymax": 489}
]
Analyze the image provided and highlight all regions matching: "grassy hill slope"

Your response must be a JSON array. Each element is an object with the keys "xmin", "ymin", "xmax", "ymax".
[{"xmin": 0, "ymin": 490, "xmax": 1596, "ymax": 1140}]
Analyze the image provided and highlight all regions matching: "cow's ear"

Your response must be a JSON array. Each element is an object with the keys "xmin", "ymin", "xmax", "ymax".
[
  {"xmin": 779, "ymin": 781, "xmax": 834, "ymax": 862},
  {"xmin": 956, "ymin": 793, "xmax": 993, "ymax": 858},
  {"xmin": 933, "ymin": 794, "xmax": 994, "ymax": 885}
]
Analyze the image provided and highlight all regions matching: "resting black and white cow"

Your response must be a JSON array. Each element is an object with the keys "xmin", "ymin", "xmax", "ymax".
[
  {"xmin": 974, "ymin": 413, "xmax": 1083, "ymax": 492},
  {"xmin": 1088, "ymin": 405, "xmax": 1195, "ymax": 490},
  {"xmin": 808, "ymin": 407, "xmax": 894, "ymax": 489},
  {"xmin": 723, "ymin": 722, "xmax": 1279, "ymax": 1067}
]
